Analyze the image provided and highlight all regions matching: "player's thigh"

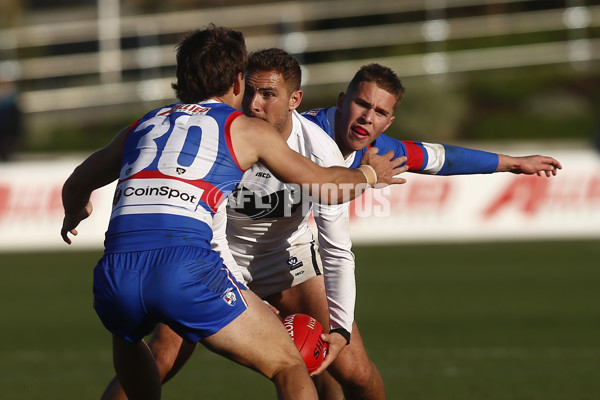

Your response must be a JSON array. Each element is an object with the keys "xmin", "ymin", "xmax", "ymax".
[
  {"xmin": 201, "ymin": 289, "xmax": 304, "ymax": 378},
  {"xmin": 147, "ymin": 323, "xmax": 197, "ymax": 380},
  {"xmin": 330, "ymin": 322, "xmax": 373, "ymax": 380},
  {"xmin": 266, "ymin": 275, "xmax": 330, "ymax": 328}
]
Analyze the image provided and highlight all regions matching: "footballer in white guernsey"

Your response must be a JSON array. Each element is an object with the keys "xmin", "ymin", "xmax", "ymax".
[
  {"xmin": 217, "ymin": 55, "xmax": 562, "ymax": 400},
  {"xmin": 221, "ymin": 110, "xmax": 356, "ymax": 334},
  {"xmin": 69, "ymin": 31, "xmax": 409, "ymax": 400}
]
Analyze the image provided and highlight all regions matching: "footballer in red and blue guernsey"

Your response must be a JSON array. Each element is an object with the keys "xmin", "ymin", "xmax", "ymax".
[{"xmin": 303, "ymin": 63, "xmax": 562, "ymax": 175}]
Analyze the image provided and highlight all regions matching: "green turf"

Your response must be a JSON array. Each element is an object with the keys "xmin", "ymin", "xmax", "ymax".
[{"xmin": 1, "ymin": 240, "xmax": 599, "ymax": 399}]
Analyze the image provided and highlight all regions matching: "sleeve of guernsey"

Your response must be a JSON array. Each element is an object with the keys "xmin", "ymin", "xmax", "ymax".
[
  {"xmin": 302, "ymin": 108, "xmax": 334, "ymax": 135},
  {"xmin": 313, "ymin": 200, "xmax": 355, "ymax": 334},
  {"xmin": 374, "ymin": 134, "xmax": 500, "ymax": 175},
  {"xmin": 210, "ymin": 201, "xmax": 246, "ymax": 285}
]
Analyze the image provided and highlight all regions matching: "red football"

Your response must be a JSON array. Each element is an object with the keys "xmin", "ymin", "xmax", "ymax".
[{"xmin": 282, "ymin": 313, "xmax": 328, "ymax": 373}]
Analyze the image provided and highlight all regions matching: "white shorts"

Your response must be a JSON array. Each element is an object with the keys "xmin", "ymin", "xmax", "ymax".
[{"xmin": 237, "ymin": 241, "xmax": 323, "ymax": 299}]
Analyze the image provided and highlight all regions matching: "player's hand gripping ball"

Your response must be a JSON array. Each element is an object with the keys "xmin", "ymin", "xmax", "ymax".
[{"xmin": 282, "ymin": 313, "xmax": 328, "ymax": 373}]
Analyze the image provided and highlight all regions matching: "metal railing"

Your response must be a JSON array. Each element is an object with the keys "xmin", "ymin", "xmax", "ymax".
[{"xmin": 1, "ymin": 0, "xmax": 598, "ymax": 114}]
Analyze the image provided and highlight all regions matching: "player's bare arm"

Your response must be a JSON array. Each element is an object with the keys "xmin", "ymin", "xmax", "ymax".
[
  {"xmin": 61, "ymin": 125, "xmax": 129, "ymax": 244},
  {"xmin": 497, "ymin": 154, "xmax": 562, "ymax": 177},
  {"xmin": 230, "ymin": 116, "xmax": 407, "ymax": 201}
]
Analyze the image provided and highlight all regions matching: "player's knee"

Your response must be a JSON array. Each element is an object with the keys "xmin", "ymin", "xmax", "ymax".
[
  {"xmin": 264, "ymin": 349, "xmax": 307, "ymax": 380},
  {"xmin": 332, "ymin": 359, "xmax": 379, "ymax": 388}
]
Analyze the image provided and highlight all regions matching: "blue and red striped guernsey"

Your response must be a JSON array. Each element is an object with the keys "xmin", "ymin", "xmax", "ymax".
[{"xmin": 104, "ymin": 100, "xmax": 245, "ymax": 252}]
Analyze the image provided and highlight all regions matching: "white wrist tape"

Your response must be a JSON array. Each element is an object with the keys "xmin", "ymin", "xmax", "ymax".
[{"xmin": 358, "ymin": 164, "xmax": 377, "ymax": 186}]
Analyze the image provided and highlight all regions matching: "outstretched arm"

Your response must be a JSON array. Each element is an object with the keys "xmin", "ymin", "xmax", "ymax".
[
  {"xmin": 372, "ymin": 134, "xmax": 562, "ymax": 177},
  {"xmin": 230, "ymin": 116, "xmax": 407, "ymax": 203},
  {"xmin": 302, "ymin": 108, "xmax": 562, "ymax": 178}
]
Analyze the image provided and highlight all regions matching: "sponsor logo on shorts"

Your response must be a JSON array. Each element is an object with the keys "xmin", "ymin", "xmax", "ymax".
[
  {"xmin": 255, "ymin": 171, "xmax": 272, "ymax": 178},
  {"xmin": 222, "ymin": 287, "xmax": 237, "ymax": 306},
  {"xmin": 287, "ymin": 256, "xmax": 304, "ymax": 271}
]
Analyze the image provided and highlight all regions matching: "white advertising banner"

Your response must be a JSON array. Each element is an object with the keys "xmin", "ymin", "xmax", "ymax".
[
  {"xmin": 1, "ymin": 147, "xmax": 599, "ymax": 252},
  {"xmin": 0, "ymin": 157, "xmax": 116, "ymax": 252},
  {"xmin": 346, "ymin": 148, "xmax": 600, "ymax": 244}
]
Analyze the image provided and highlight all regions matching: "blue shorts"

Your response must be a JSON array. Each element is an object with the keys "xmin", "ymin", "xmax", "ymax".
[{"xmin": 93, "ymin": 245, "xmax": 248, "ymax": 343}]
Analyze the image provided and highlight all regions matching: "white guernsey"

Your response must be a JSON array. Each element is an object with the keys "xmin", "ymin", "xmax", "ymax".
[{"xmin": 212, "ymin": 110, "xmax": 355, "ymax": 334}]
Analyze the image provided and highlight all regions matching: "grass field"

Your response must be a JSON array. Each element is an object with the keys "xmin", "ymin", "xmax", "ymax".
[{"xmin": 1, "ymin": 240, "xmax": 599, "ymax": 399}]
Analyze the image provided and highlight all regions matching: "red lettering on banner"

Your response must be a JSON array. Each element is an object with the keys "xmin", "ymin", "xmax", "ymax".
[
  {"xmin": 0, "ymin": 183, "xmax": 64, "ymax": 222},
  {"xmin": 349, "ymin": 191, "xmax": 366, "ymax": 219},
  {"xmin": 348, "ymin": 180, "xmax": 451, "ymax": 219},
  {"xmin": 406, "ymin": 180, "xmax": 450, "ymax": 206},
  {"xmin": 0, "ymin": 185, "xmax": 11, "ymax": 221},
  {"xmin": 345, "ymin": 173, "xmax": 600, "ymax": 221},
  {"xmin": 587, "ymin": 177, "xmax": 600, "ymax": 201},
  {"xmin": 14, "ymin": 187, "xmax": 36, "ymax": 215},
  {"xmin": 483, "ymin": 176, "xmax": 550, "ymax": 218},
  {"xmin": 48, "ymin": 186, "xmax": 64, "ymax": 212}
]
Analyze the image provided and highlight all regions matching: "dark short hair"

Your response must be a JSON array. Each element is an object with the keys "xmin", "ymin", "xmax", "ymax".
[
  {"xmin": 246, "ymin": 48, "xmax": 302, "ymax": 92},
  {"xmin": 347, "ymin": 63, "xmax": 405, "ymax": 110},
  {"xmin": 172, "ymin": 24, "xmax": 248, "ymax": 103}
]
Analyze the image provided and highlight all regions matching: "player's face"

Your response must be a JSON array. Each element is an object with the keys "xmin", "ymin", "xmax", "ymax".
[
  {"xmin": 242, "ymin": 70, "xmax": 299, "ymax": 136},
  {"xmin": 335, "ymin": 81, "xmax": 396, "ymax": 157}
]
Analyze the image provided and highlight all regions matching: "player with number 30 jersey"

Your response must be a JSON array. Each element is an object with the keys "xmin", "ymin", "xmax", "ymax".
[
  {"xmin": 105, "ymin": 100, "xmax": 244, "ymax": 253},
  {"xmin": 95, "ymin": 100, "xmax": 249, "ymax": 344}
]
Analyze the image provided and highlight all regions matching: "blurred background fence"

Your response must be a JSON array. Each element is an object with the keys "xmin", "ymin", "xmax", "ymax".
[{"xmin": 1, "ymin": 0, "xmax": 599, "ymax": 152}]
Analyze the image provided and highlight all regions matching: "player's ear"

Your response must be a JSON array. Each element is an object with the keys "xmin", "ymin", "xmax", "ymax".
[
  {"xmin": 233, "ymin": 72, "xmax": 244, "ymax": 96},
  {"xmin": 382, "ymin": 115, "xmax": 395, "ymax": 133},
  {"xmin": 336, "ymin": 92, "xmax": 345, "ymax": 109},
  {"xmin": 289, "ymin": 89, "xmax": 303, "ymax": 111}
]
